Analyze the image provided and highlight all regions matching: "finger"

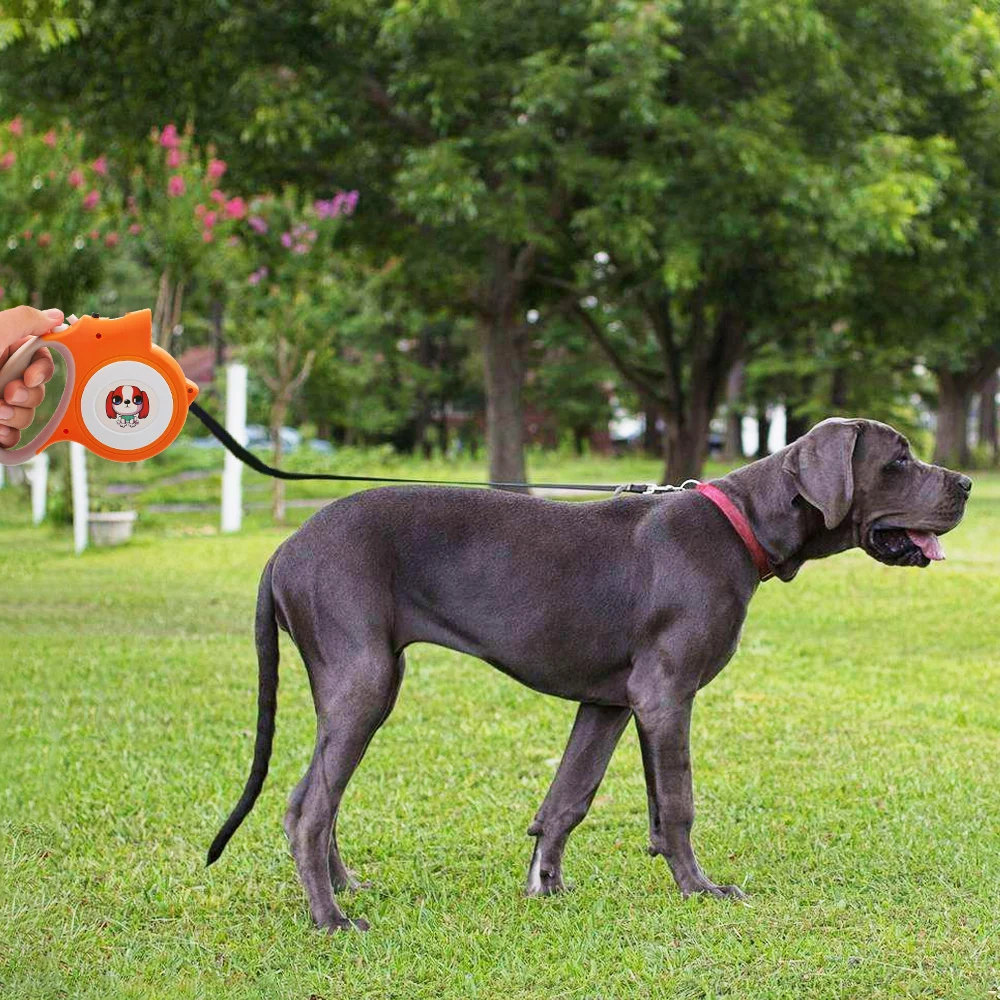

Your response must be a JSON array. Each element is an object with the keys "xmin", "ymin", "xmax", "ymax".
[
  {"xmin": 0, "ymin": 305, "xmax": 64, "ymax": 354},
  {"xmin": 0, "ymin": 425, "xmax": 20, "ymax": 448},
  {"xmin": 0, "ymin": 403, "xmax": 38, "ymax": 430},
  {"xmin": 23, "ymin": 345, "xmax": 55, "ymax": 388},
  {"xmin": 3, "ymin": 378, "xmax": 45, "ymax": 408}
]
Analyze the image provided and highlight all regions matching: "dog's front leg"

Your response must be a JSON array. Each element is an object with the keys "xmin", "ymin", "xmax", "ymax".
[
  {"xmin": 631, "ymin": 681, "xmax": 745, "ymax": 900},
  {"xmin": 525, "ymin": 703, "xmax": 632, "ymax": 896}
]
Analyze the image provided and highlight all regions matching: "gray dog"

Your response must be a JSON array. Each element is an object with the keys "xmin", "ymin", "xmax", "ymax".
[{"xmin": 206, "ymin": 417, "xmax": 971, "ymax": 930}]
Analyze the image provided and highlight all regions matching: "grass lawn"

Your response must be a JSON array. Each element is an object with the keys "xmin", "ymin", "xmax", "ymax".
[{"xmin": 1, "ymin": 462, "xmax": 999, "ymax": 999}]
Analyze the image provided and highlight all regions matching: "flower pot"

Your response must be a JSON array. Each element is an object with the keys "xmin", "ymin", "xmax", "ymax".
[{"xmin": 88, "ymin": 510, "xmax": 138, "ymax": 547}]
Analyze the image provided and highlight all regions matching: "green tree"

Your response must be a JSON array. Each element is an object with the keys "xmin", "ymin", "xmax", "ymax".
[{"xmin": 545, "ymin": 1, "xmax": 962, "ymax": 480}]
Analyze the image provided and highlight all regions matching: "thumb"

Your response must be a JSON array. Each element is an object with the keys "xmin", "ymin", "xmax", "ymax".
[{"xmin": 32, "ymin": 307, "xmax": 65, "ymax": 331}]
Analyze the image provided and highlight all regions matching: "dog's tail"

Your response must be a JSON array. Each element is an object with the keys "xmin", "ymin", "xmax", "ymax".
[{"xmin": 206, "ymin": 556, "xmax": 280, "ymax": 866}]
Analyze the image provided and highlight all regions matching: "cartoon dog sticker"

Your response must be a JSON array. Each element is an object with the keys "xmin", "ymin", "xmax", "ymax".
[{"xmin": 106, "ymin": 385, "xmax": 149, "ymax": 428}]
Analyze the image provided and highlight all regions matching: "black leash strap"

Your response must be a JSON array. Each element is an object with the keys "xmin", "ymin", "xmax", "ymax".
[{"xmin": 188, "ymin": 401, "xmax": 647, "ymax": 494}]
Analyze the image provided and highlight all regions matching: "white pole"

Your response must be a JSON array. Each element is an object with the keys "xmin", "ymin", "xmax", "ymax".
[
  {"xmin": 28, "ymin": 451, "xmax": 49, "ymax": 524},
  {"xmin": 70, "ymin": 441, "xmax": 88, "ymax": 554},
  {"xmin": 221, "ymin": 363, "xmax": 247, "ymax": 533},
  {"xmin": 0, "ymin": 463, "xmax": 5, "ymax": 488}
]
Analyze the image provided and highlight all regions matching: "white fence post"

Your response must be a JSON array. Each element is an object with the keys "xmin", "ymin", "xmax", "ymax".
[
  {"xmin": 70, "ymin": 441, "xmax": 88, "ymax": 554},
  {"xmin": 0, "ymin": 463, "xmax": 5, "ymax": 489},
  {"xmin": 26, "ymin": 451, "xmax": 49, "ymax": 525},
  {"xmin": 221, "ymin": 363, "xmax": 247, "ymax": 533}
]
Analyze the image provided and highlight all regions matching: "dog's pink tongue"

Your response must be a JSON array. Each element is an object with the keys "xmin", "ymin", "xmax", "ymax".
[{"xmin": 907, "ymin": 530, "xmax": 945, "ymax": 561}]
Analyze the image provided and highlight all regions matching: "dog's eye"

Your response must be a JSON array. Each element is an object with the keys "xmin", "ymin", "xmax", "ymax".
[
  {"xmin": 884, "ymin": 456, "xmax": 909, "ymax": 472},
  {"xmin": 132, "ymin": 394, "xmax": 142, "ymax": 405},
  {"xmin": 112, "ymin": 395, "xmax": 122, "ymax": 405}
]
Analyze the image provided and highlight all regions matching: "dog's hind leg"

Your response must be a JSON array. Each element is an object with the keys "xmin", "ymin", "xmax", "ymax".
[
  {"xmin": 285, "ymin": 644, "xmax": 403, "ymax": 931},
  {"xmin": 526, "ymin": 703, "xmax": 631, "ymax": 896},
  {"xmin": 327, "ymin": 651, "xmax": 403, "ymax": 893}
]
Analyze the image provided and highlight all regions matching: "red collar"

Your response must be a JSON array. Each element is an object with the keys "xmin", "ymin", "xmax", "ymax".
[{"xmin": 695, "ymin": 482, "xmax": 773, "ymax": 582}]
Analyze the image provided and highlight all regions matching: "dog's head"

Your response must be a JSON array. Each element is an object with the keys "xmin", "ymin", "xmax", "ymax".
[{"xmin": 782, "ymin": 417, "xmax": 971, "ymax": 567}]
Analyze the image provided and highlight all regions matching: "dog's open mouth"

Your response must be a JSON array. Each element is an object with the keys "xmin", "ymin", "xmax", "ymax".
[{"xmin": 867, "ymin": 526, "xmax": 945, "ymax": 567}]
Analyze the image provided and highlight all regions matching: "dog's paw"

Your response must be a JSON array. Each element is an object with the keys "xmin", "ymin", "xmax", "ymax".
[
  {"xmin": 683, "ymin": 881, "xmax": 747, "ymax": 901},
  {"xmin": 525, "ymin": 862, "xmax": 569, "ymax": 896}
]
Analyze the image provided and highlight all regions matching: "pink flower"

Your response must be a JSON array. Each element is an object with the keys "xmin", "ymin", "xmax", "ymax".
[
  {"xmin": 82, "ymin": 190, "xmax": 101, "ymax": 210},
  {"xmin": 0, "ymin": 152, "xmax": 14, "ymax": 170},
  {"xmin": 280, "ymin": 232, "xmax": 293, "ymax": 248},
  {"xmin": 167, "ymin": 174, "xmax": 186, "ymax": 197},
  {"xmin": 247, "ymin": 215, "xmax": 268, "ymax": 234},
  {"xmin": 128, "ymin": 223, "xmax": 142, "ymax": 235},
  {"xmin": 194, "ymin": 203, "xmax": 207, "ymax": 219},
  {"xmin": 88, "ymin": 229, "xmax": 100, "ymax": 240},
  {"xmin": 342, "ymin": 189, "xmax": 359, "ymax": 215},
  {"xmin": 203, "ymin": 210, "xmax": 218, "ymax": 228},
  {"xmin": 43, "ymin": 129, "xmax": 57, "ymax": 148},
  {"xmin": 166, "ymin": 148, "xmax": 183, "ymax": 169},
  {"xmin": 38, "ymin": 232, "xmax": 52, "ymax": 248},
  {"xmin": 23, "ymin": 230, "xmax": 33, "ymax": 241},
  {"xmin": 210, "ymin": 188, "xmax": 226, "ymax": 205},
  {"xmin": 202, "ymin": 229, "xmax": 214, "ymax": 243},
  {"xmin": 224, "ymin": 196, "xmax": 247, "ymax": 220},
  {"xmin": 8, "ymin": 117, "xmax": 23, "ymax": 137},
  {"xmin": 68, "ymin": 168, "xmax": 84, "ymax": 188},
  {"xmin": 160, "ymin": 123, "xmax": 180, "ymax": 148},
  {"xmin": 247, "ymin": 266, "xmax": 269, "ymax": 286},
  {"xmin": 207, "ymin": 158, "xmax": 227, "ymax": 182},
  {"xmin": 227, "ymin": 235, "xmax": 240, "ymax": 247},
  {"xmin": 91, "ymin": 155, "xmax": 108, "ymax": 176},
  {"xmin": 105, "ymin": 232, "xmax": 119, "ymax": 248}
]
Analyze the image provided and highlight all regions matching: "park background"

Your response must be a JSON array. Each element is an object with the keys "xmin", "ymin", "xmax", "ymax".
[{"xmin": 2, "ymin": 2, "xmax": 999, "ymax": 998}]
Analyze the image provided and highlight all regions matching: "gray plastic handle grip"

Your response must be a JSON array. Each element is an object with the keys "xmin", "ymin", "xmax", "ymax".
[{"xmin": 0, "ymin": 339, "xmax": 77, "ymax": 466}]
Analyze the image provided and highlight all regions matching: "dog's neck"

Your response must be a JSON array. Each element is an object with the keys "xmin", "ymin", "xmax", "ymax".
[{"xmin": 714, "ymin": 451, "xmax": 857, "ymax": 582}]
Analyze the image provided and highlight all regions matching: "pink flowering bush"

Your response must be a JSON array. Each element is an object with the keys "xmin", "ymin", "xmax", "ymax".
[
  {"xmin": 0, "ymin": 117, "xmax": 126, "ymax": 306},
  {"xmin": 229, "ymin": 188, "xmax": 358, "ymax": 313},
  {"xmin": 130, "ymin": 123, "xmax": 243, "ymax": 344}
]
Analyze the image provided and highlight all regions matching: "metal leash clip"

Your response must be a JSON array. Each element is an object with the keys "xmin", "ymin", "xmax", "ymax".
[
  {"xmin": 613, "ymin": 479, "xmax": 701, "ymax": 497},
  {"xmin": 0, "ymin": 309, "xmax": 199, "ymax": 466}
]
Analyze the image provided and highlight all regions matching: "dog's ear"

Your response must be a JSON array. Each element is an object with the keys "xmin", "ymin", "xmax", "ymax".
[{"xmin": 782, "ymin": 419, "xmax": 860, "ymax": 529}]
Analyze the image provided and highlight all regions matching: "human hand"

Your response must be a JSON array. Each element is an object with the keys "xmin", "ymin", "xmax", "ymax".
[{"xmin": 0, "ymin": 305, "xmax": 61, "ymax": 449}]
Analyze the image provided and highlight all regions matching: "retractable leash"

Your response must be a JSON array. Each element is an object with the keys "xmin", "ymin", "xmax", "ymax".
[
  {"xmin": 0, "ymin": 307, "xmax": 672, "ymax": 496},
  {"xmin": 0, "ymin": 309, "xmax": 198, "ymax": 466}
]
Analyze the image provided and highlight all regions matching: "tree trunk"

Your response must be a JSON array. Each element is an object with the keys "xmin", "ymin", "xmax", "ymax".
[
  {"xmin": 756, "ymin": 399, "xmax": 771, "ymax": 459},
  {"xmin": 481, "ymin": 314, "xmax": 528, "ymax": 488},
  {"xmin": 661, "ymin": 399, "xmax": 711, "ymax": 483},
  {"xmin": 934, "ymin": 371, "xmax": 972, "ymax": 468},
  {"xmin": 477, "ymin": 240, "xmax": 535, "ymax": 490},
  {"xmin": 978, "ymin": 371, "xmax": 998, "ymax": 465},
  {"xmin": 642, "ymin": 398, "xmax": 662, "ymax": 457},
  {"xmin": 271, "ymin": 398, "xmax": 287, "ymax": 525},
  {"xmin": 785, "ymin": 411, "xmax": 809, "ymax": 445},
  {"xmin": 722, "ymin": 360, "xmax": 744, "ymax": 461},
  {"xmin": 211, "ymin": 296, "xmax": 225, "ymax": 371}
]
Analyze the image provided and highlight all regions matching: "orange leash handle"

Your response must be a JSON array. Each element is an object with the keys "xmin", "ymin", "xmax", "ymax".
[{"xmin": 0, "ymin": 310, "xmax": 199, "ymax": 466}]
